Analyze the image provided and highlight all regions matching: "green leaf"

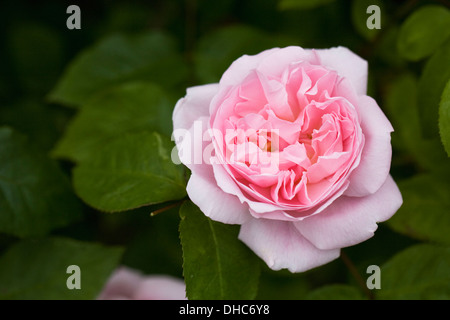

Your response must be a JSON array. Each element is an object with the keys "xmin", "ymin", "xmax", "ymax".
[
  {"xmin": 48, "ymin": 31, "xmax": 187, "ymax": 107},
  {"xmin": 439, "ymin": 78, "xmax": 450, "ymax": 156},
  {"xmin": 0, "ymin": 99, "xmax": 72, "ymax": 152},
  {"xmin": 351, "ymin": 0, "xmax": 384, "ymax": 41},
  {"xmin": 377, "ymin": 244, "xmax": 450, "ymax": 299},
  {"xmin": 397, "ymin": 5, "xmax": 450, "ymax": 61},
  {"xmin": 0, "ymin": 127, "xmax": 82, "ymax": 238},
  {"xmin": 278, "ymin": 0, "xmax": 335, "ymax": 10},
  {"xmin": 179, "ymin": 201, "xmax": 260, "ymax": 300},
  {"xmin": 375, "ymin": 26, "xmax": 407, "ymax": 67},
  {"xmin": 305, "ymin": 284, "xmax": 365, "ymax": 300},
  {"xmin": 384, "ymin": 73, "xmax": 420, "ymax": 151},
  {"xmin": 73, "ymin": 131, "xmax": 186, "ymax": 213},
  {"xmin": 0, "ymin": 237, "xmax": 123, "ymax": 299},
  {"xmin": 194, "ymin": 25, "xmax": 299, "ymax": 84},
  {"xmin": 256, "ymin": 271, "xmax": 310, "ymax": 299},
  {"xmin": 384, "ymin": 73, "xmax": 449, "ymax": 171},
  {"xmin": 387, "ymin": 174, "xmax": 450, "ymax": 246},
  {"xmin": 418, "ymin": 39, "xmax": 450, "ymax": 138},
  {"xmin": 52, "ymin": 82, "xmax": 174, "ymax": 163}
]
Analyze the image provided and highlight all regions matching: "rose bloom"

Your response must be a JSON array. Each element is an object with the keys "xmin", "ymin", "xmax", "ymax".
[
  {"xmin": 173, "ymin": 46, "xmax": 402, "ymax": 272},
  {"xmin": 97, "ymin": 267, "xmax": 186, "ymax": 300}
]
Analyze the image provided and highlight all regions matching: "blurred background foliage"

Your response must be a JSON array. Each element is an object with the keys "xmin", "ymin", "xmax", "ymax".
[{"xmin": 0, "ymin": 0, "xmax": 449, "ymax": 300}]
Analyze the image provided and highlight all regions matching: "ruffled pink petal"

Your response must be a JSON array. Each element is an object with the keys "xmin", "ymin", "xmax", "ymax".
[
  {"xmin": 344, "ymin": 96, "xmax": 394, "ymax": 196},
  {"xmin": 238, "ymin": 218, "xmax": 340, "ymax": 272},
  {"xmin": 295, "ymin": 175, "xmax": 402, "ymax": 250},
  {"xmin": 212, "ymin": 163, "xmax": 283, "ymax": 213},
  {"xmin": 132, "ymin": 276, "xmax": 187, "ymax": 300},
  {"xmin": 256, "ymin": 46, "xmax": 312, "ymax": 78},
  {"xmin": 313, "ymin": 46, "xmax": 368, "ymax": 96}
]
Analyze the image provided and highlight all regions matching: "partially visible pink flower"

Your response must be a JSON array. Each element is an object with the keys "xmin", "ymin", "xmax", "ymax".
[
  {"xmin": 97, "ymin": 267, "xmax": 186, "ymax": 300},
  {"xmin": 173, "ymin": 46, "xmax": 402, "ymax": 272}
]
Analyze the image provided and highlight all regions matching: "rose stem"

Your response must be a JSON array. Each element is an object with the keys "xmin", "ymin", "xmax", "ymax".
[
  {"xmin": 340, "ymin": 251, "xmax": 375, "ymax": 300},
  {"xmin": 150, "ymin": 200, "xmax": 185, "ymax": 217}
]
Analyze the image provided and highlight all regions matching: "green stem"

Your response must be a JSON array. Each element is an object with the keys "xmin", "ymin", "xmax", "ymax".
[
  {"xmin": 150, "ymin": 199, "xmax": 185, "ymax": 216},
  {"xmin": 340, "ymin": 251, "xmax": 375, "ymax": 300}
]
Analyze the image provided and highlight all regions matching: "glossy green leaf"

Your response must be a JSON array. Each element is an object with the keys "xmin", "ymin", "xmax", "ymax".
[
  {"xmin": 397, "ymin": 5, "xmax": 450, "ymax": 61},
  {"xmin": 377, "ymin": 244, "xmax": 450, "ymax": 299},
  {"xmin": 0, "ymin": 237, "xmax": 123, "ymax": 299},
  {"xmin": 194, "ymin": 25, "xmax": 299, "ymax": 84},
  {"xmin": 387, "ymin": 174, "xmax": 450, "ymax": 246},
  {"xmin": 384, "ymin": 73, "xmax": 449, "ymax": 171},
  {"xmin": 0, "ymin": 127, "xmax": 82, "ymax": 238},
  {"xmin": 418, "ymin": 39, "xmax": 450, "ymax": 138},
  {"xmin": 278, "ymin": 0, "xmax": 335, "ymax": 10},
  {"xmin": 179, "ymin": 201, "xmax": 260, "ymax": 300},
  {"xmin": 306, "ymin": 284, "xmax": 365, "ymax": 300},
  {"xmin": 439, "ymin": 78, "xmax": 450, "ymax": 156},
  {"xmin": 73, "ymin": 131, "xmax": 186, "ymax": 213},
  {"xmin": 0, "ymin": 99, "xmax": 72, "ymax": 152},
  {"xmin": 52, "ymin": 82, "xmax": 174, "ymax": 163},
  {"xmin": 48, "ymin": 31, "xmax": 187, "ymax": 107}
]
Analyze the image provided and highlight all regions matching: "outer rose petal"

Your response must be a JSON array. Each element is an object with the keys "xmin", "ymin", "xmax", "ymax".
[
  {"xmin": 219, "ymin": 48, "xmax": 279, "ymax": 87},
  {"xmin": 238, "ymin": 219, "xmax": 340, "ymax": 273},
  {"xmin": 173, "ymin": 84, "xmax": 219, "ymax": 131},
  {"xmin": 294, "ymin": 175, "xmax": 402, "ymax": 250},
  {"xmin": 314, "ymin": 46, "xmax": 368, "ymax": 95},
  {"xmin": 173, "ymin": 85, "xmax": 250, "ymax": 225},
  {"xmin": 344, "ymin": 96, "xmax": 394, "ymax": 196},
  {"xmin": 187, "ymin": 166, "xmax": 251, "ymax": 224},
  {"xmin": 255, "ymin": 46, "xmax": 314, "ymax": 78}
]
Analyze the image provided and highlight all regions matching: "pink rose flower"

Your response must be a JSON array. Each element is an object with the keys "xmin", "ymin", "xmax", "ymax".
[
  {"xmin": 97, "ymin": 267, "xmax": 186, "ymax": 300},
  {"xmin": 172, "ymin": 46, "xmax": 402, "ymax": 272}
]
